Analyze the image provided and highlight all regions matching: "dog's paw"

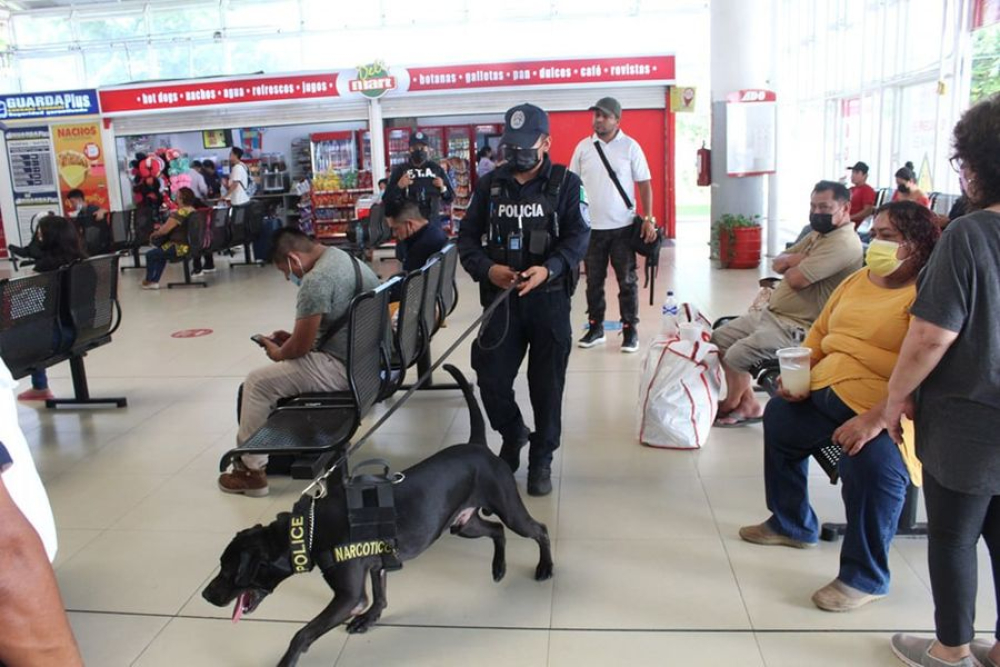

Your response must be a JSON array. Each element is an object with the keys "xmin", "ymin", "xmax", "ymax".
[
  {"xmin": 346, "ymin": 614, "xmax": 378, "ymax": 634},
  {"xmin": 534, "ymin": 560, "xmax": 553, "ymax": 581}
]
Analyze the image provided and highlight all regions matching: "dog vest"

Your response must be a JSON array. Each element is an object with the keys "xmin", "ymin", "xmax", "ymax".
[{"xmin": 343, "ymin": 459, "xmax": 402, "ymax": 571}]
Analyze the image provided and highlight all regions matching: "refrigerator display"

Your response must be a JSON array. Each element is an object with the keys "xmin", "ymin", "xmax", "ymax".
[{"xmin": 385, "ymin": 128, "xmax": 411, "ymax": 170}]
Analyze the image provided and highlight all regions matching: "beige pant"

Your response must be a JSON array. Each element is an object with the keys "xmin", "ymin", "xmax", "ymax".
[
  {"xmin": 238, "ymin": 351, "xmax": 349, "ymax": 470},
  {"xmin": 710, "ymin": 308, "xmax": 806, "ymax": 372}
]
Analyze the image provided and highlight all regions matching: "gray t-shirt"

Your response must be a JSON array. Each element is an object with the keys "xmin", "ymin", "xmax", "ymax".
[
  {"xmin": 910, "ymin": 210, "xmax": 1000, "ymax": 495},
  {"xmin": 297, "ymin": 247, "xmax": 380, "ymax": 362}
]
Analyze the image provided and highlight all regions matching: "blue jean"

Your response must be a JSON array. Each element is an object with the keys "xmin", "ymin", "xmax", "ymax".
[
  {"xmin": 763, "ymin": 387, "xmax": 910, "ymax": 594},
  {"xmin": 145, "ymin": 245, "xmax": 179, "ymax": 282},
  {"xmin": 31, "ymin": 370, "xmax": 48, "ymax": 390}
]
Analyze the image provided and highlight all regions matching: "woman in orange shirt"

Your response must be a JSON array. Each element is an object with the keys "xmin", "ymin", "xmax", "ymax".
[
  {"xmin": 738, "ymin": 201, "xmax": 939, "ymax": 612},
  {"xmin": 892, "ymin": 162, "xmax": 930, "ymax": 208}
]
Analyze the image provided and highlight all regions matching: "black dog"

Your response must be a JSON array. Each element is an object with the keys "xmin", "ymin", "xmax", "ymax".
[{"xmin": 203, "ymin": 365, "xmax": 553, "ymax": 667}]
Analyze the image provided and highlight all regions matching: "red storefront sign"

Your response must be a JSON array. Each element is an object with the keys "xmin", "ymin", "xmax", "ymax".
[
  {"xmin": 406, "ymin": 56, "xmax": 674, "ymax": 93},
  {"xmin": 99, "ymin": 73, "xmax": 340, "ymax": 114}
]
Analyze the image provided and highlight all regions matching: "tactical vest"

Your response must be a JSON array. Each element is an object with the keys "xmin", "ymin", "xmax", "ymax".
[{"xmin": 486, "ymin": 165, "xmax": 566, "ymax": 273}]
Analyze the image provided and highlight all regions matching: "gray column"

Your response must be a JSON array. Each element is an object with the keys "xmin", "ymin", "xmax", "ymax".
[{"xmin": 710, "ymin": 0, "xmax": 775, "ymax": 237}]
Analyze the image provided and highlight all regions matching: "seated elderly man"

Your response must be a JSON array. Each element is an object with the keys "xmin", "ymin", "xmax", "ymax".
[
  {"xmin": 740, "ymin": 201, "xmax": 940, "ymax": 611},
  {"xmin": 217, "ymin": 228, "xmax": 380, "ymax": 498},
  {"xmin": 712, "ymin": 180, "xmax": 863, "ymax": 426}
]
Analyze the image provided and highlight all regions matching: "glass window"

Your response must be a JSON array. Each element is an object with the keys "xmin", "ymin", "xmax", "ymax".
[
  {"xmin": 11, "ymin": 13, "xmax": 74, "ymax": 48},
  {"xmin": 225, "ymin": 0, "xmax": 301, "ymax": 32},
  {"xmin": 227, "ymin": 37, "xmax": 302, "ymax": 76},
  {"xmin": 300, "ymin": 0, "xmax": 380, "ymax": 29},
  {"xmin": 381, "ymin": 0, "xmax": 466, "ymax": 25},
  {"xmin": 75, "ymin": 14, "xmax": 145, "ymax": 42},
  {"xmin": 897, "ymin": 81, "xmax": 938, "ymax": 189},
  {"xmin": 17, "ymin": 53, "xmax": 84, "ymax": 92},
  {"xmin": 468, "ymin": 0, "xmax": 549, "ymax": 22},
  {"xmin": 83, "ymin": 47, "xmax": 132, "ymax": 87},
  {"xmin": 150, "ymin": 5, "xmax": 222, "ymax": 39}
]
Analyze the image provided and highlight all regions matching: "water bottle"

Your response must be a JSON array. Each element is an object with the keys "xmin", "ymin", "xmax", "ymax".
[{"xmin": 661, "ymin": 290, "xmax": 680, "ymax": 335}]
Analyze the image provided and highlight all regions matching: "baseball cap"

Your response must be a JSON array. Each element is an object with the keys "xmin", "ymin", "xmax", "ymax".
[
  {"xmin": 589, "ymin": 96, "xmax": 622, "ymax": 119},
  {"xmin": 501, "ymin": 103, "xmax": 549, "ymax": 149},
  {"xmin": 409, "ymin": 131, "xmax": 429, "ymax": 147},
  {"xmin": 846, "ymin": 161, "xmax": 869, "ymax": 174}
]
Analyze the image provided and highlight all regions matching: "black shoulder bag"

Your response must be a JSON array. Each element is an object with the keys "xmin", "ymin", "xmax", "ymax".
[
  {"xmin": 314, "ymin": 252, "xmax": 365, "ymax": 352},
  {"xmin": 592, "ymin": 140, "xmax": 663, "ymax": 259}
]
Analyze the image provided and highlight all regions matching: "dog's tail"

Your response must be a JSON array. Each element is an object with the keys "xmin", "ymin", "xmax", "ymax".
[{"xmin": 442, "ymin": 364, "xmax": 487, "ymax": 446}]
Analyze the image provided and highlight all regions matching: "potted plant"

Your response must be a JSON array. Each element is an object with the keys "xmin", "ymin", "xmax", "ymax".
[{"xmin": 713, "ymin": 213, "xmax": 762, "ymax": 269}]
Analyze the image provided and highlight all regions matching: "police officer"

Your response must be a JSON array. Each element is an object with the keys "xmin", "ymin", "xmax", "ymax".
[
  {"xmin": 458, "ymin": 103, "xmax": 591, "ymax": 496},
  {"xmin": 384, "ymin": 130, "xmax": 455, "ymax": 230}
]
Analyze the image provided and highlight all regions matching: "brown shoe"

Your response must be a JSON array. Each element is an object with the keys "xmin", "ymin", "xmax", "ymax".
[
  {"xmin": 738, "ymin": 521, "xmax": 816, "ymax": 549},
  {"xmin": 218, "ymin": 464, "xmax": 269, "ymax": 497},
  {"xmin": 811, "ymin": 579, "xmax": 884, "ymax": 612}
]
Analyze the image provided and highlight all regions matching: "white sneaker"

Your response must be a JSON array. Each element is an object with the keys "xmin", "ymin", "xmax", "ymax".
[
  {"xmin": 191, "ymin": 270, "xmax": 204, "ymax": 278},
  {"xmin": 141, "ymin": 281, "xmax": 160, "ymax": 290},
  {"xmin": 202, "ymin": 267, "xmax": 217, "ymax": 274}
]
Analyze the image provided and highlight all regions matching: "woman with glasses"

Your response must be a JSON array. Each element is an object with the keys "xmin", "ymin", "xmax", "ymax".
[{"xmin": 887, "ymin": 93, "xmax": 1000, "ymax": 667}]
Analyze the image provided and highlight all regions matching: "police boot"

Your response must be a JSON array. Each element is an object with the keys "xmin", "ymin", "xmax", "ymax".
[
  {"xmin": 527, "ymin": 465, "xmax": 552, "ymax": 497},
  {"xmin": 498, "ymin": 427, "xmax": 529, "ymax": 474}
]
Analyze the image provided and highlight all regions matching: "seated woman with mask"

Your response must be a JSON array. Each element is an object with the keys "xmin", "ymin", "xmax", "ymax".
[{"xmin": 739, "ymin": 201, "xmax": 940, "ymax": 612}]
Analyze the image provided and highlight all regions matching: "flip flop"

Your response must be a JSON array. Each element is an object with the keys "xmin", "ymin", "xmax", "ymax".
[{"xmin": 714, "ymin": 413, "xmax": 764, "ymax": 428}]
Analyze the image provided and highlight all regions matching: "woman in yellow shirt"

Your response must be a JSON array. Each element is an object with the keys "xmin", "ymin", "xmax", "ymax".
[{"xmin": 739, "ymin": 201, "xmax": 940, "ymax": 612}]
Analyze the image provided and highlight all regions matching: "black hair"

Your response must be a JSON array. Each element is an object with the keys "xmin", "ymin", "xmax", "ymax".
[
  {"xmin": 377, "ymin": 178, "xmax": 388, "ymax": 187},
  {"xmin": 271, "ymin": 227, "xmax": 316, "ymax": 263},
  {"xmin": 874, "ymin": 200, "xmax": 940, "ymax": 271},
  {"xmin": 230, "ymin": 146, "xmax": 244, "ymax": 160},
  {"xmin": 202, "ymin": 159, "xmax": 216, "ymax": 170},
  {"xmin": 67, "ymin": 189, "xmax": 85, "ymax": 200},
  {"xmin": 812, "ymin": 180, "xmax": 851, "ymax": 203},
  {"xmin": 895, "ymin": 162, "xmax": 916, "ymax": 182},
  {"xmin": 952, "ymin": 93, "xmax": 1000, "ymax": 209},
  {"xmin": 386, "ymin": 200, "xmax": 426, "ymax": 224},
  {"xmin": 191, "ymin": 160, "xmax": 203, "ymax": 168},
  {"xmin": 176, "ymin": 187, "xmax": 197, "ymax": 207},
  {"xmin": 37, "ymin": 215, "xmax": 86, "ymax": 267},
  {"xmin": 477, "ymin": 146, "xmax": 493, "ymax": 159}
]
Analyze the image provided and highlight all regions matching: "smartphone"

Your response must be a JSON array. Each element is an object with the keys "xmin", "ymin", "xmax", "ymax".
[{"xmin": 250, "ymin": 334, "xmax": 269, "ymax": 348}]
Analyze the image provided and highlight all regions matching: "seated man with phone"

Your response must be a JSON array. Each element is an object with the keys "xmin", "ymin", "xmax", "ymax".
[{"xmin": 218, "ymin": 228, "xmax": 380, "ymax": 498}]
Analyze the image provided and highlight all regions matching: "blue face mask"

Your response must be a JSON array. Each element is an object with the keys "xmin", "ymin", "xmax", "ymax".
[{"xmin": 287, "ymin": 258, "xmax": 303, "ymax": 287}]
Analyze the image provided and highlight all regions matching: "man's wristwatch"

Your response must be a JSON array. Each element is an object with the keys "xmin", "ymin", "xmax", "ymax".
[{"xmin": 643, "ymin": 215, "xmax": 656, "ymax": 225}]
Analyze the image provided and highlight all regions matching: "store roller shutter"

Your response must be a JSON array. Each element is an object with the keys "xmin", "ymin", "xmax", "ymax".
[
  {"xmin": 110, "ymin": 100, "xmax": 372, "ymax": 135},
  {"xmin": 379, "ymin": 86, "xmax": 667, "ymax": 118}
]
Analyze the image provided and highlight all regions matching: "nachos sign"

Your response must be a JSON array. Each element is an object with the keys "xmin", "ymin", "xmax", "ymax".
[{"xmin": 348, "ymin": 62, "xmax": 397, "ymax": 99}]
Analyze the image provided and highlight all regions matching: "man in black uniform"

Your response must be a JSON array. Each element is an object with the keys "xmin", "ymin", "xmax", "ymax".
[
  {"xmin": 384, "ymin": 130, "xmax": 455, "ymax": 230},
  {"xmin": 458, "ymin": 103, "xmax": 591, "ymax": 496}
]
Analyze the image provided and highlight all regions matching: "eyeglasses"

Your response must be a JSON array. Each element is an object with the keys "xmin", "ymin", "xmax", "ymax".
[{"xmin": 950, "ymin": 157, "xmax": 964, "ymax": 174}]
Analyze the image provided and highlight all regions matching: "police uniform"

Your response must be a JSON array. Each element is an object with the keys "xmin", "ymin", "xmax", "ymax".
[
  {"xmin": 458, "ymin": 104, "xmax": 590, "ymax": 495},
  {"xmin": 384, "ymin": 131, "xmax": 455, "ymax": 230}
]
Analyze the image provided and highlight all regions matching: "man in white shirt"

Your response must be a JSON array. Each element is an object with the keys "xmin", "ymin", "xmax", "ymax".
[
  {"xmin": 226, "ymin": 146, "xmax": 251, "ymax": 207},
  {"xmin": 570, "ymin": 97, "xmax": 656, "ymax": 353}
]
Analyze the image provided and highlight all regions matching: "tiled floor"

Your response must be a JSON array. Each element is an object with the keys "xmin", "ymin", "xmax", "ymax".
[{"xmin": 8, "ymin": 223, "xmax": 996, "ymax": 666}]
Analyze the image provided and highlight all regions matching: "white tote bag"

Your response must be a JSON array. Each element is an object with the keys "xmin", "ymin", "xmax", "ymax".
[{"xmin": 638, "ymin": 308, "xmax": 723, "ymax": 449}]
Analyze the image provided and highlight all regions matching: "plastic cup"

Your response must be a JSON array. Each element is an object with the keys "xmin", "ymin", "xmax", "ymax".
[
  {"xmin": 776, "ymin": 347, "xmax": 812, "ymax": 398},
  {"xmin": 678, "ymin": 322, "xmax": 701, "ymax": 342}
]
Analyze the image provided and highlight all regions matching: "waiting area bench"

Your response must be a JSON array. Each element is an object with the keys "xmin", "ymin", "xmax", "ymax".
[
  {"xmin": 0, "ymin": 254, "xmax": 127, "ymax": 408},
  {"xmin": 220, "ymin": 246, "xmax": 456, "ymax": 479}
]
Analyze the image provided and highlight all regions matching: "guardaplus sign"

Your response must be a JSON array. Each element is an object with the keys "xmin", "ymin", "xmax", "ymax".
[
  {"xmin": 0, "ymin": 89, "xmax": 98, "ymax": 120},
  {"xmin": 348, "ymin": 62, "xmax": 396, "ymax": 99}
]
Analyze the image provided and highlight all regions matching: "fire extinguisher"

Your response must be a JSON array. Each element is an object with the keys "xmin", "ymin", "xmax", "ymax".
[{"xmin": 696, "ymin": 142, "xmax": 711, "ymax": 186}]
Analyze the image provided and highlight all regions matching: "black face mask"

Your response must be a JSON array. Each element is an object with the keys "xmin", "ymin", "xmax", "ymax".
[
  {"xmin": 410, "ymin": 149, "xmax": 427, "ymax": 165},
  {"xmin": 503, "ymin": 145, "xmax": 541, "ymax": 173},
  {"xmin": 809, "ymin": 213, "xmax": 836, "ymax": 234},
  {"xmin": 897, "ymin": 183, "xmax": 910, "ymax": 194}
]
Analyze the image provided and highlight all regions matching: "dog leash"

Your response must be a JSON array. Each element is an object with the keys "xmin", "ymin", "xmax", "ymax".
[{"xmin": 301, "ymin": 280, "xmax": 522, "ymax": 501}]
